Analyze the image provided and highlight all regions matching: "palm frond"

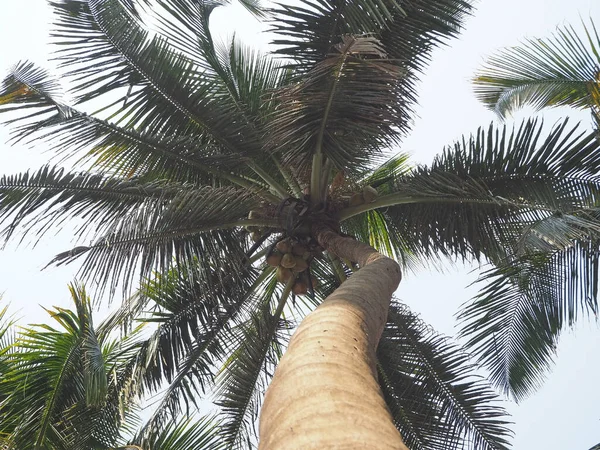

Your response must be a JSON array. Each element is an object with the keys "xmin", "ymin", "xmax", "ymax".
[
  {"xmin": 474, "ymin": 18, "xmax": 600, "ymax": 118},
  {"xmin": 363, "ymin": 153, "xmax": 412, "ymax": 189},
  {"xmin": 268, "ymin": 34, "xmax": 406, "ymax": 173},
  {"xmin": 0, "ymin": 61, "xmax": 62, "ymax": 110},
  {"xmin": 341, "ymin": 153, "xmax": 423, "ymax": 269},
  {"xmin": 459, "ymin": 240, "xmax": 600, "ymax": 401},
  {"xmin": 267, "ymin": 0, "xmax": 472, "ymax": 172},
  {"xmin": 0, "ymin": 166, "xmax": 183, "ymax": 244},
  {"xmin": 377, "ymin": 302, "xmax": 512, "ymax": 450},
  {"xmin": 337, "ymin": 120, "xmax": 600, "ymax": 401},
  {"xmin": 121, "ymin": 262, "xmax": 265, "ymax": 438},
  {"xmin": 47, "ymin": 186, "xmax": 263, "ymax": 293},
  {"xmin": 70, "ymin": 284, "xmax": 108, "ymax": 407},
  {"xmin": 145, "ymin": 2, "xmax": 283, "ymax": 111},
  {"xmin": 215, "ymin": 276, "xmax": 293, "ymax": 449},
  {"xmin": 0, "ymin": 284, "xmax": 121, "ymax": 449},
  {"xmin": 347, "ymin": 119, "xmax": 600, "ymax": 262},
  {"xmin": 50, "ymin": 0, "xmax": 268, "ymax": 157},
  {"xmin": 136, "ymin": 0, "xmax": 226, "ymax": 61},
  {"xmin": 270, "ymin": 0, "xmax": 471, "ymax": 67},
  {"xmin": 0, "ymin": 304, "xmax": 15, "ymax": 379},
  {"xmin": 342, "ymin": 209, "xmax": 417, "ymax": 268},
  {"xmin": 122, "ymin": 2, "xmax": 292, "ymax": 192},
  {"xmin": 136, "ymin": 415, "xmax": 226, "ymax": 450},
  {"xmin": 0, "ymin": 62, "xmax": 278, "ymax": 196}
]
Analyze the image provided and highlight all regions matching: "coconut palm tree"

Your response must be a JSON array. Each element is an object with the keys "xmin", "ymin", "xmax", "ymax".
[
  {"xmin": 0, "ymin": 284, "xmax": 226, "ymax": 450},
  {"xmin": 473, "ymin": 18, "xmax": 600, "ymax": 128},
  {"xmin": 1, "ymin": 0, "xmax": 600, "ymax": 448}
]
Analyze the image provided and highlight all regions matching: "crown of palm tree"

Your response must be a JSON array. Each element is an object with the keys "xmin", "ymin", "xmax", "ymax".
[{"xmin": 1, "ymin": 0, "xmax": 600, "ymax": 448}]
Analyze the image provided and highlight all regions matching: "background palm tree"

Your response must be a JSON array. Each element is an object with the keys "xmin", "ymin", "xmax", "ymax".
[
  {"xmin": 473, "ymin": 18, "xmax": 600, "ymax": 128},
  {"xmin": 1, "ymin": 0, "xmax": 600, "ymax": 448},
  {"xmin": 0, "ymin": 284, "xmax": 226, "ymax": 450}
]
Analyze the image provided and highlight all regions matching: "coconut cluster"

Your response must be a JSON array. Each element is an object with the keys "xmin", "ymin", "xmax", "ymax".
[
  {"xmin": 348, "ymin": 185, "xmax": 378, "ymax": 207},
  {"xmin": 267, "ymin": 237, "xmax": 318, "ymax": 295}
]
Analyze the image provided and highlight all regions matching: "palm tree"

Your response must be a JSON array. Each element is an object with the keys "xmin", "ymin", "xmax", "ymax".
[
  {"xmin": 473, "ymin": 18, "xmax": 600, "ymax": 128},
  {"xmin": 1, "ymin": 0, "xmax": 600, "ymax": 448},
  {"xmin": 0, "ymin": 284, "xmax": 227, "ymax": 450}
]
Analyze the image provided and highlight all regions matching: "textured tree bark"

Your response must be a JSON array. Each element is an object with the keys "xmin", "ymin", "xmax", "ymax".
[{"xmin": 259, "ymin": 227, "xmax": 407, "ymax": 449}]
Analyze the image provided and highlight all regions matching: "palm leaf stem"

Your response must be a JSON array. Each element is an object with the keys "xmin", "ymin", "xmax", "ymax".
[
  {"xmin": 310, "ymin": 153, "xmax": 323, "ymax": 208},
  {"xmin": 275, "ymin": 277, "xmax": 296, "ymax": 318},
  {"xmin": 315, "ymin": 48, "xmax": 346, "ymax": 157},
  {"xmin": 247, "ymin": 162, "xmax": 289, "ymax": 199},
  {"xmin": 273, "ymin": 158, "xmax": 302, "ymax": 198},
  {"xmin": 310, "ymin": 41, "xmax": 351, "ymax": 207},
  {"xmin": 320, "ymin": 158, "xmax": 333, "ymax": 203},
  {"xmin": 35, "ymin": 337, "xmax": 81, "ymax": 447},
  {"xmin": 249, "ymin": 247, "xmax": 270, "ymax": 264},
  {"xmin": 337, "ymin": 192, "xmax": 557, "ymax": 221}
]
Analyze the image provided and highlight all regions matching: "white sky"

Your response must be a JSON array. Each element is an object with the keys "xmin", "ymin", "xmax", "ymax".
[{"xmin": 1, "ymin": 0, "xmax": 599, "ymax": 448}]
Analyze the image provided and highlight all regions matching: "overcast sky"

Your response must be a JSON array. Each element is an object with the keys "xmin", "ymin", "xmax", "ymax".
[{"xmin": 1, "ymin": 0, "xmax": 599, "ymax": 449}]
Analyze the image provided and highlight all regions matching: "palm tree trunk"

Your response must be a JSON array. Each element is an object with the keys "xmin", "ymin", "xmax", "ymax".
[{"xmin": 259, "ymin": 226, "xmax": 407, "ymax": 449}]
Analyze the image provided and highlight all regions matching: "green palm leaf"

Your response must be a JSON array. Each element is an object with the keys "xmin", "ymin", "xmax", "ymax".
[
  {"xmin": 377, "ymin": 302, "xmax": 512, "ymax": 450},
  {"xmin": 215, "ymin": 277, "xmax": 294, "ymax": 449},
  {"xmin": 0, "ymin": 284, "xmax": 125, "ymax": 449},
  {"xmin": 474, "ymin": 18, "xmax": 600, "ymax": 119},
  {"xmin": 48, "ymin": 186, "xmax": 263, "ymax": 292},
  {"xmin": 0, "ymin": 304, "xmax": 15, "ymax": 385},
  {"xmin": 267, "ymin": 0, "xmax": 472, "ymax": 172},
  {"xmin": 341, "ymin": 119, "xmax": 600, "ymax": 262},
  {"xmin": 0, "ymin": 61, "xmax": 273, "ymax": 193},
  {"xmin": 117, "ymin": 262, "xmax": 265, "ymax": 438},
  {"xmin": 51, "ymin": 0, "xmax": 269, "ymax": 157},
  {"xmin": 459, "ymin": 240, "xmax": 600, "ymax": 401},
  {"xmin": 268, "ymin": 34, "xmax": 405, "ymax": 172},
  {"xmin": 0, "ymin": 165, "xmax": 187, "ymax": 243},
  {"xmin": 337, "ymin": 120, "xmax": 600, "ymax": 399},
  {"xmin": 136, "ymin": 415, "xmax": 226, "ymax": 450}
]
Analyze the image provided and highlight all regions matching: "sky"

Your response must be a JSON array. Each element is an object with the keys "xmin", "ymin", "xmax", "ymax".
[{"xmin": 0, "ymin": 0, "xmax": 599, "ymax": 449}]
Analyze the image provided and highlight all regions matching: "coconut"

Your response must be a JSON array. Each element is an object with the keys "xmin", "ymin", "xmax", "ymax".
[
  {"xmin": 276, "ymin": 266, "xmax": 293, "ymax": 283},
  {"xmin": 292, "ymin": 243, "xmax": 308, "ymax": 256},
  {"xmin": 349, "ymin": 193, "xmax": 364, "ymax": 206},
  {"xmin": 280, "ymin": 253, "xmax": 297, "ymax": 269},
  {"xmin": 362, "ymin": 185, "xmax": 378, "ymax": 203},
  {"xmin": 292, "ymin": 256, "xmax": 309, "ymax": 272},
  {"xmin": 276, "ymin": 238, "xmax": 293, "ymax": 254},
  {"xmin": 292, "ymin": 279, "xmax": 308, "ymax": 295},
  {"xmin": 266, "ymin": 253, "xmax": 282, "ymax": 267}
]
